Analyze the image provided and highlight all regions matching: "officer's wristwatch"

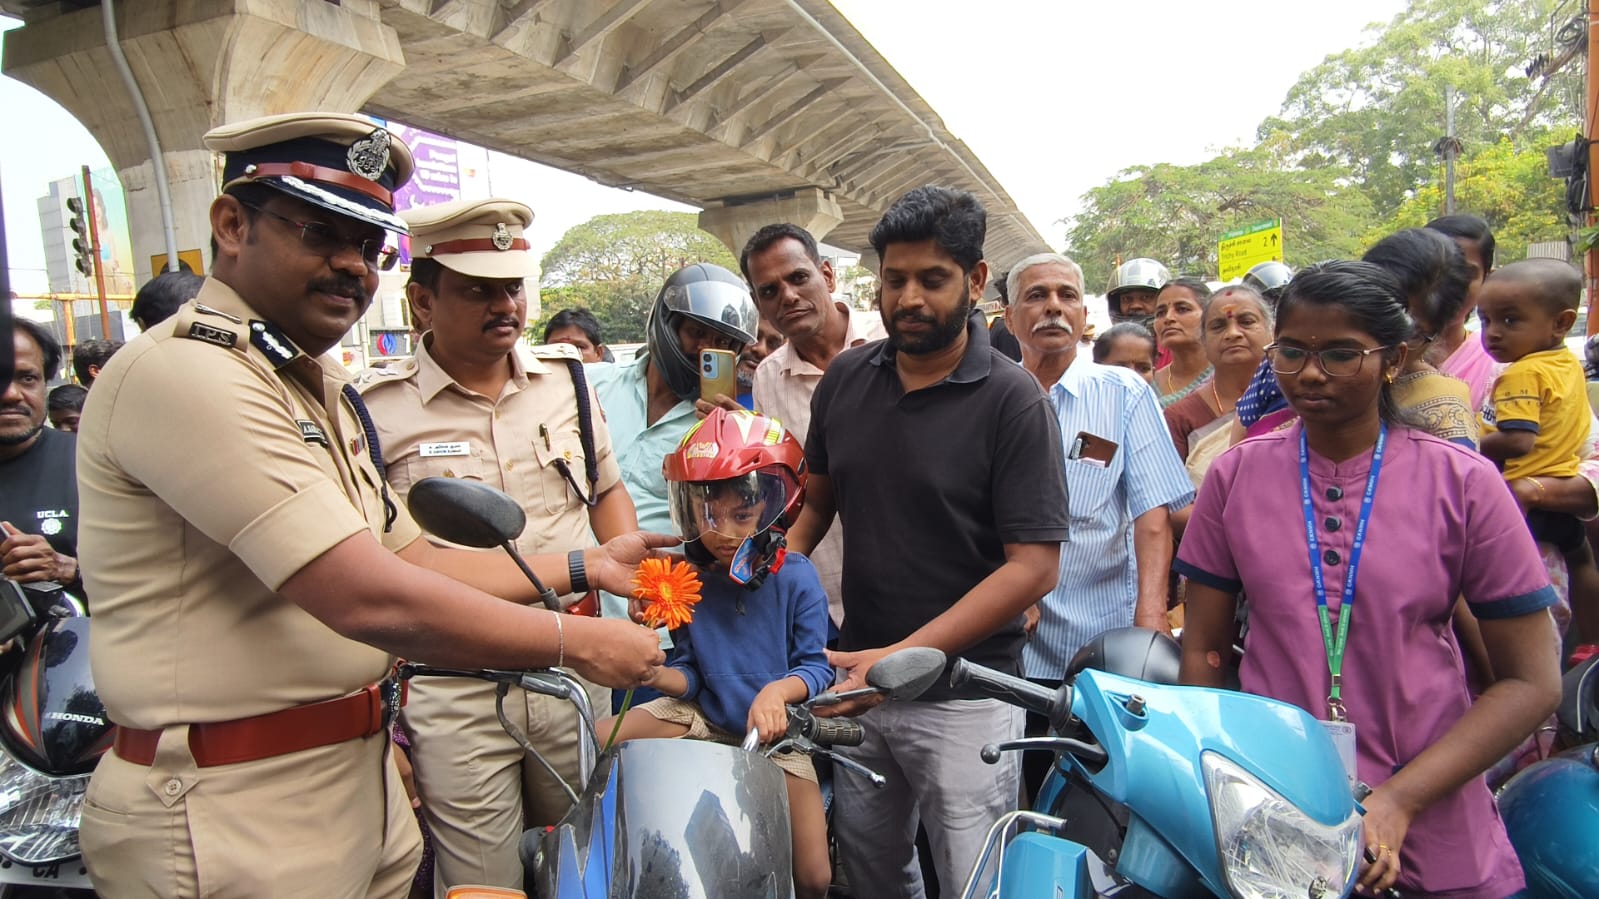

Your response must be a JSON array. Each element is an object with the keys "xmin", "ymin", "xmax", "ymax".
[{"xmin": 568, "ymin": 549, "xmax": 589, "ymax": 595}]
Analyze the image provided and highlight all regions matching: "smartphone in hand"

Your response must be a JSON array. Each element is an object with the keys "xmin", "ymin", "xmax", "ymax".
[{"xmin": 700, "ymin": 349, "xmax": 738, "ymax": 402}]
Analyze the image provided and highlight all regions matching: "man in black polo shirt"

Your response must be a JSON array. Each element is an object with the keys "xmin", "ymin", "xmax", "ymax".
[
  {"xmin": 1, "ymin": 320, "xmax": 81, "ymax": 591},
  {"xmin": 788, "ymin": 186, "xmax": 1069, "ymax": 898}
]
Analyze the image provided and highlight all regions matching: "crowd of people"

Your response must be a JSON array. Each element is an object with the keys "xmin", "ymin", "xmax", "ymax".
[{"xmin": 0, "ymin": 112, "xmax": 1589, "ymax": 899}]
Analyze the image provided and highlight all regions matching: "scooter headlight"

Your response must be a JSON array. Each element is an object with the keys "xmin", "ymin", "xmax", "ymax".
[
  {"xmin": 0, "ymin": 751, "xmax": 88, "ymax": 865},
  {"xmin": 1202, "ymin": 751, "xmax": 1361, "ymax": 899}
]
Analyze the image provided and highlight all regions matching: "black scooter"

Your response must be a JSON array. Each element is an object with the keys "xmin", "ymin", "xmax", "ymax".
[{"xmin": 0, "ymin": 578, "xmax": 107, "ymax": 897}]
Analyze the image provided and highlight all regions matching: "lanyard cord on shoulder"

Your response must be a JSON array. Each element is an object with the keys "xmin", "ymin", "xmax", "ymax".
[
  {"xmin": 341, "ymin": 384, "xmax": 398, "ymax": 533},
  {"xmin": 553, "ymin": 359, "xmax": 601, "ymax": 508}
]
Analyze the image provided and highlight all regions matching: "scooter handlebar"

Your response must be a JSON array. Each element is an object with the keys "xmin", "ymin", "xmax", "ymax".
[
  {"xmin": 948, "ymin": 659, "xmax": 1059, "ymax": 718},
  {"xmin": 809, "ymin": 715, "xmax": 864, "ymax": 748}
]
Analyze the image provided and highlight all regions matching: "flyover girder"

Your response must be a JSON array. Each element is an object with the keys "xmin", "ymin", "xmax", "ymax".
[{"xmin": 0, "ymin": 0, "xmax": 1047, "ymax": 270}]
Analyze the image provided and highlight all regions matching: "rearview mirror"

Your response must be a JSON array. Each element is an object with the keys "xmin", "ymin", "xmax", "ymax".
[
  {"xmin": 866, "ymin": 647, "xmax": 947, "ymax": 702},
  {"xmin": 407, "ymin": 477, "xmax": 526, "ymax": 549}
]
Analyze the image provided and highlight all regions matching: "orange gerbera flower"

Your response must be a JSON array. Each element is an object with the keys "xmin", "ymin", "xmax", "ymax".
[{"xmin": 632, "ymin": 557, "xmax": 702, "ymax": 630}]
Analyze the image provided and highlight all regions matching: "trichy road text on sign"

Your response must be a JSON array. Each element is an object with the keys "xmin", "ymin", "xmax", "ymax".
[{"xmin": 1217, "ymin": 219, "xmax": 1283, "ymax": 281}]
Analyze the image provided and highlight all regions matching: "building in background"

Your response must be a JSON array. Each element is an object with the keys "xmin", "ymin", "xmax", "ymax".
[{"xmin": 34, "ymin": 168, "xmax": 135, "ymax": 344}]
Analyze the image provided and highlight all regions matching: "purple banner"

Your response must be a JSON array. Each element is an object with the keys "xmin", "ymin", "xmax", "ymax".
[{"xmin": 383, "ymin": 123, "xmax": 463, "ymax": 262}]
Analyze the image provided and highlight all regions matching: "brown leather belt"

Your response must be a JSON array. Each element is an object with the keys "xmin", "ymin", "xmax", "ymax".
[{"xmin": 113, "ymin": 677, "xmax": 407, "ymax": 768}]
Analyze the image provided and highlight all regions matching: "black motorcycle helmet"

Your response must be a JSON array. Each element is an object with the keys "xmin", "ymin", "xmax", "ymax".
[
  {"xmin": 645, "ymin": 263, "xmax": 759, "ymax": 401},
  {"xmin": 1065, "ymin": 626, "xmax": 1182, "ymax": 685},
  {"xmin": 1558, "ymin": 653, "xmax": 1599, "ymax": 746}
]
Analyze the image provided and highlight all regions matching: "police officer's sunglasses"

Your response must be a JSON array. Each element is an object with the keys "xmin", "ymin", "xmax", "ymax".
[{"xmin": 239, "ymin": 201, "xmax": 400, "ymax": 271}]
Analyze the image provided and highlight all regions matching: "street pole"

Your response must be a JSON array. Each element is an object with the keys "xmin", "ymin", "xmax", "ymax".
[
  {"xmin": 80, "ymin": 166, "xmax": 112, "ymax": 339},
  {"xmin": 1443, "ymin": 86, "xmax": 1456, "ymax": 216},
  {"xmin": 1588, "ymin": 0, "xmax": 1599, "ymax": 335},
  {"xmin": 0, "ymin": 163, "xmax": 13, "ymax": 390}
]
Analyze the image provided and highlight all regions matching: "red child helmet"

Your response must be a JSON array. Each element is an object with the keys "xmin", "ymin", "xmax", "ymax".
[{"xmin": 663, "ymin": 408, "xmax": 807, "ymax": 587}]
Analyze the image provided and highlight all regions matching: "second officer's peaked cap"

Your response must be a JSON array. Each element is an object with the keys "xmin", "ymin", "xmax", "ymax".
[{"xmin": 403, "ymin": 198, "xmax": 538, "ymax": 281}]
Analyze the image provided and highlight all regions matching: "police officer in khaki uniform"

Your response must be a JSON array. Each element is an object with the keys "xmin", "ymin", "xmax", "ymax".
[
  {"xmin": 358, "ymin": 197, "xmax": 638, "ymax": 891},
  {"xmin": 75, "ymin": 113, "xmax": 667, "ymax": 898}
]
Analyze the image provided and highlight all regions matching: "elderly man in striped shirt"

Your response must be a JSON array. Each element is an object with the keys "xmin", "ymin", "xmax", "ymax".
[{"xmin": 1003, "ymin": 253, "xmax": 1194, "ymax": 790}]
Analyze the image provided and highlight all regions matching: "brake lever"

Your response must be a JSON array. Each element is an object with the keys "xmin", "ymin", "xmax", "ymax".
[
  {"xmin": 979, "ymin": 737, "xmax": 1108, "ymax": 766},
  {"xmin": 805, "ymin": 685, "xmax": 885, "ymax": 707},
  {"xmin": 827, "ymin": 751, "xmax": 886, "ymax": 788}
]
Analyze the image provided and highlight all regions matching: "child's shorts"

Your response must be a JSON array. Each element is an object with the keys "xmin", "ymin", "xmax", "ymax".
[
  {"xmin": 1528, "ymin": 509, "xmax": 1588, "ymax": 555},
  {"xmin": 638, "ymin": 696, "xmax": 818, "ymax": 783}
]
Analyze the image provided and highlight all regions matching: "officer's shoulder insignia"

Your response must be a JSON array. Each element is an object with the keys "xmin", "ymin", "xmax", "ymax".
[
  {"xmin": 185, "ymin": 321, "xmax": 238, "ymax": 349},
  {"xmin": 352, "ymin": 359, "xmax": 414, "ymax": 393},
  {"xmin": 192, "ymin": 303, "xmax": 243, "ymax": 324},
  {"xmin": 248, "ymin": 320, "xmax": 300, "ymax": 369},
  {"xmin": 531, "ymin": 342, "xmax": 582, "ymax": 362},
  {"xmin": 174, "ymin": 304, "xmax": 245, "ymax": 351}
]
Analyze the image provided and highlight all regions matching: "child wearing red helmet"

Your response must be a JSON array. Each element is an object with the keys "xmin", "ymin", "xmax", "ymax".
[{"xmin": 598, "ymin": 408, "xmax": 834, "ymax": 898}]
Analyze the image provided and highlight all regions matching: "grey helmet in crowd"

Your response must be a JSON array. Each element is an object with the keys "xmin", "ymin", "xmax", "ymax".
[
  {"xmin": 1105, "ymin": 257, "xmax": 1171, "ymax": 323},
  {"xmin": 1242, "ymin": 261, "xmax": 1294, "ymax": 307},
  {"xmin": 645, "ymin": 263, "xmax": 760, "ymax": 401}
]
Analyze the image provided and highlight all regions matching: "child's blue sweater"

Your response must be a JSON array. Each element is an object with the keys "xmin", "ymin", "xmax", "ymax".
[{"xmin": 665, "ymin": 552, "xmax": 833, "ymax": 736}]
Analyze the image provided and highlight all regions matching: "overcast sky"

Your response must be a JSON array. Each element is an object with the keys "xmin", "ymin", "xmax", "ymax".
[{"xmin": 0, "ymin": 0, "xmax": 1406, "ymax": 293}]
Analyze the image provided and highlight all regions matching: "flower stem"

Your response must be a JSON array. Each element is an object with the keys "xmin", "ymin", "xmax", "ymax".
[{"xmin": 603, "ymin": 688, "xmax": 635, "ymax": 752}]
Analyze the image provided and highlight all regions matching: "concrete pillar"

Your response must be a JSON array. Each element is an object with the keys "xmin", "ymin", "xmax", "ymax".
[
  {"xmin": 858, "ymin": 249, "xmax": 880, "ymax": 276},
  {"xmin": 2, "ymin": 0, "xmax": 406, "ymax": 287},
  {"xmin": 698, "ymin": 187, "xmax": 844, "ymax": 259}
]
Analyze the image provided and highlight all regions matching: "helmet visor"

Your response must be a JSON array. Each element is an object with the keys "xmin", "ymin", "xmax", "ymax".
[
  {"xmin": 669, "ymin": 472, "xmax": 793, "ymax": 544},
  {"xmin": 659, "ymin": 278, "xmax": 757, "ymax": 345}
]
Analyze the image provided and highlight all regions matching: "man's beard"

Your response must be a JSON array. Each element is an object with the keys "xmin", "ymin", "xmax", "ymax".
[
  {"xmin": 886, "ymin": 287, "xmax": 972, "ymax": 356},
  {"xmin": 0, "ymin": 419, "xmax": 44, "ymax": 447}
]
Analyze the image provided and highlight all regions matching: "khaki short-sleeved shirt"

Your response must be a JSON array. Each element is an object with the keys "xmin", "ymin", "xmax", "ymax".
[
  {"xmin": 356, "ymin": 339, "xmax": 622, "ymax": 564},
  {"xmin": 77, "ymin": 279, "xmax": 422, "ymax": 730}
]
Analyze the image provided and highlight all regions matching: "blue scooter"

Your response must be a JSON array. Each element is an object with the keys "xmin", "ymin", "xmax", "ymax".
[
  {"xmin": 1496, "ymin": 653, "xmax": 1599, "ymax": 899},
  {"xmin": 949, "ymin": 630, "xmax": 1364, "ymax": 899}
]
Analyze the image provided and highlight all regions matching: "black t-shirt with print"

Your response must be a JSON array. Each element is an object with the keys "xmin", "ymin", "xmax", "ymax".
[
  {"xmin": 805, "ymin": 314, "xmax": 1070, "ymax": 700},
  {"xmin": 0, "ymin": 427, "xmax": 79, "ymax": 563}
]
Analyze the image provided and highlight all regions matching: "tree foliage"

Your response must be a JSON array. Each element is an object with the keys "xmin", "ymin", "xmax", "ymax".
[
  {"xmin": 1063, "ymin": 0, "xmax": 1581, "ymax": 278},
  {"xmin": 1375, "ymin": 129, "xmax": 1573, "ymax": 263},
  {"xmin": 540, "ymin": 210, "xmax": 737, "ymax": 287},
  {"xmin": 533, "ymin": 211, "xmax": 739, "ymax": 344},
  {"xmin": 1063, "ymin": 137, "xmax": 1375, "ymax": 290},
  {"xmin": 1263, "ymin": 0, "xmax": 1580, "ymax": 218}
]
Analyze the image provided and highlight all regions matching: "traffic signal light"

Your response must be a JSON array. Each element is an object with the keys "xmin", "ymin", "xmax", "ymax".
[{"xmin": 65, "ymin": 196, "xmax": 93, "ymax": 278}]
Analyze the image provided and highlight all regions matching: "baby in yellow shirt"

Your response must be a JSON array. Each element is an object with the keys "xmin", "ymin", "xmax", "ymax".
[{"xmin": 1478, "ymin": 258, "xmax": 1590, "ymax": 559}]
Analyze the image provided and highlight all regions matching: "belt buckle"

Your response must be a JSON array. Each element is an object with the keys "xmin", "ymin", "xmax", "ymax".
[{"xmin": 379, "ymin": 678, "xmax": 402, "ymax": 731}]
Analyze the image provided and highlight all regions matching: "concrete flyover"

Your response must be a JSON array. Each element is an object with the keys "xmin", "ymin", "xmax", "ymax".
[{"xmin": 2, "ymin": 0, "xmax": 1048, "ymax": 282}]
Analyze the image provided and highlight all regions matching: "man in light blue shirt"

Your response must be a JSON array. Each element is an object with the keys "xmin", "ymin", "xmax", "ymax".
[
  {"xmin": 587, "ymin": 263, "xmax": 759, "ymax": 623},
  {"xmin": 1004, "ymin": 253, "xmax": 1194, "ymax": 678}
]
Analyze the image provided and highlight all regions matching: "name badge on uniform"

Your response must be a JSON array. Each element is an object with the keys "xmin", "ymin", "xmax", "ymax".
[
  {"xmin": 296, "ymin": 420, "xmax": 329, "ymax": 446},
  {"xmin": 1320, "ymin": 720, "xmax": 1358, "ymax": 788},
  {"xmin": 420, "ymin": 441, "xmax": 470, "ymax": 458}
]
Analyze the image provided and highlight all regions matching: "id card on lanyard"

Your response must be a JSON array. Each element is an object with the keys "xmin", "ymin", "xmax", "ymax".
[{"xmin": 1299, "ymin": 423, "xmax": 1385, "ymax": 786}]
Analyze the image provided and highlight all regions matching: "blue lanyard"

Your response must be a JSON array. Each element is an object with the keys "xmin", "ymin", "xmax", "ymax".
[{"xmin": 1298, "ymin": 423, "xmax": 1386, "ymax": 721}]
